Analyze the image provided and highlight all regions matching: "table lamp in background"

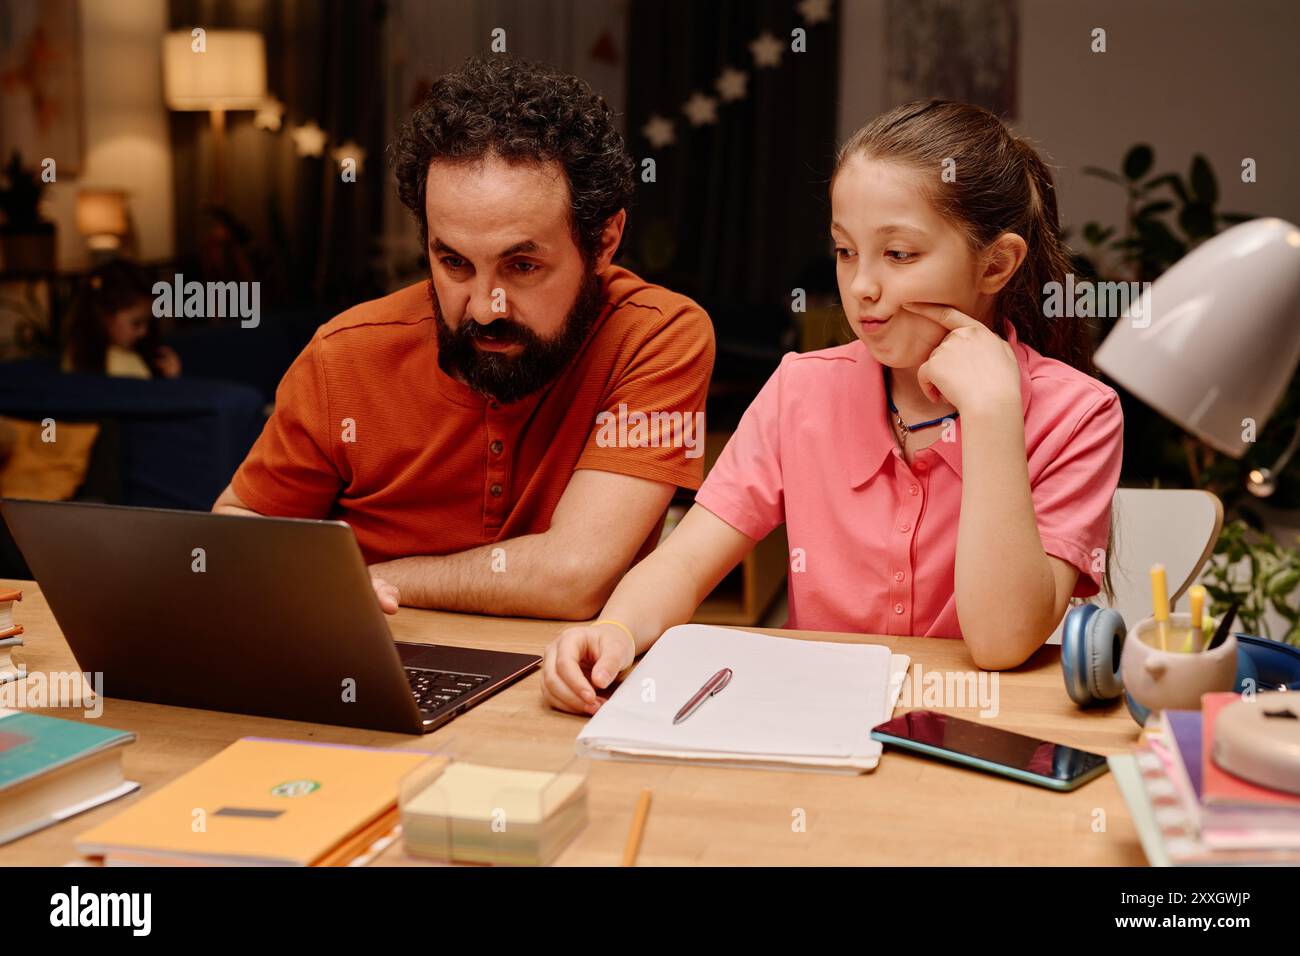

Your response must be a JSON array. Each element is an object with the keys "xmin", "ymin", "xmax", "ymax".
[
  {"xmin": 1095, "ymin": 217, "xmax": 1300, "ymax": 496},
  {"xmin": 162, "ymin": 29, "xmax": 267, "ymax": 206},
  {"xmin": 75, "ymin": 189, "xmax": 130, "ymax": 264}
]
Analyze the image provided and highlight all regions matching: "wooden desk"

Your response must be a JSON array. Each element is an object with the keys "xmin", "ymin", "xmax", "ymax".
[{"xmin": 0, "ymin": 579, "xmax": 1146, "ymax": 866}]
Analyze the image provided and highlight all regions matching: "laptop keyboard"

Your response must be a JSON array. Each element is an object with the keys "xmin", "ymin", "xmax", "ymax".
[{"xmin": 405, "ymin": 667, "xmax": 490, "ymax": 716}]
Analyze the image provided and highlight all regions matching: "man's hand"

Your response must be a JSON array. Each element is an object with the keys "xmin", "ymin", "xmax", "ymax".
[{"xmin": 370, "ymin": 575, "xmax": 400, "ymax": 615}]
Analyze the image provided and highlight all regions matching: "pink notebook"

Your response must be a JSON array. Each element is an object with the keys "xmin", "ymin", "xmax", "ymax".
[{"xmin": 1201, "ymin": 691, "xmax": 1300, "ymax": 809}]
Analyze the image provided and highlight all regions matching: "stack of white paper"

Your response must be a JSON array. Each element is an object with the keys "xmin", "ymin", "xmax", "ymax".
[{"xmin": 576, "ymin": 624, "xmax": 910, "ymax": 774}]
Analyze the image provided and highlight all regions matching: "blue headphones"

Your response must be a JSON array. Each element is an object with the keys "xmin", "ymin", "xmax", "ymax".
[
  {"xmin": 1060, "ymin": 603, "xmax": 1297, "ymax": 724},
  {"xmin": 1060, "ymin": 603, "xmax": 1127, "ymax": 707}
]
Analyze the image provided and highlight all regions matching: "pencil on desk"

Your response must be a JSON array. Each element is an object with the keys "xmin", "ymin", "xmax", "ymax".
[{"xmin": 622, "ymin": 788, "xmax": 652, "ymax": 866}]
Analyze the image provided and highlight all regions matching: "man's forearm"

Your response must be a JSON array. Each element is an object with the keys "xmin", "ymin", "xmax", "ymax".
[
  {"xmin": 370, "ymin": 532, "xmax": 610, "ymax": 620},
  {"xmin": 212, "ymin": 483, "xmax": 262, "ymax": 517},
  {"xmin": 955, "ymin": 404, "xmax": 1057, "ymax": 669}
]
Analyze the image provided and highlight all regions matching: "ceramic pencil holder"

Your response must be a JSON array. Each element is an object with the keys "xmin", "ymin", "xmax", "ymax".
[{"xmin": 1120, "ymin": 612, "xmax": 1238, "ymax": 715}]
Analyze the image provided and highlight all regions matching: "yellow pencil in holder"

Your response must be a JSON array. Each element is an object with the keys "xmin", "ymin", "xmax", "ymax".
[
  {"xmin": 1187, "ymin": 585, "xmax": 1206, "ymax": 653},
  {"xmin": 1150, "ymin": 564, "xmax": 1170, "ymax": 651}
]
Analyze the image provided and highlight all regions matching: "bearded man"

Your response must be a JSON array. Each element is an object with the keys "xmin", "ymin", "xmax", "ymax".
[{"xmin": 214, "ymin": 55, "xmax": 714, "ymax": 619}]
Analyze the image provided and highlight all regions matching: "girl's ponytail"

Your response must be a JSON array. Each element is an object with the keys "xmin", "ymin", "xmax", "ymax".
[{"xmin": 1007, "ymin": 137, "xmax": 1093, "ymax": 374}]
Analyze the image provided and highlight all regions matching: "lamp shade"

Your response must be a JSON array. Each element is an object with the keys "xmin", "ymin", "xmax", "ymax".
[
  {"xmin": 1094, "ymin": 217, "xmax": 1300, "ymax": 458},
  {"xmin": 163, "ymin": 30, "xmax": 266, "ymax": 110},
  {"xmin": 75, "ymin": 190, "xmax": 128, "ymax": 238}
]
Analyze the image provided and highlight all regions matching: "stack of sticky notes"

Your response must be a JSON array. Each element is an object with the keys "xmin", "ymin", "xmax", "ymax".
[
  {"xmin": 1109, "ymin": 692, "xmax": 1300, "ymax": 866},
  {"xmin": 76, "ymin": 737, "xmax": 434, "ymax": 866},
  {"xmin": 402, "ymin": 761, "xmax": 587, "ymax": 866}
]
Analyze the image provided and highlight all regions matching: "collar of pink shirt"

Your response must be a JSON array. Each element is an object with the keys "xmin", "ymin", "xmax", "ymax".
[{"xmin": 849, "ymin": 318, "xmax": 1034, "ymax": 486}]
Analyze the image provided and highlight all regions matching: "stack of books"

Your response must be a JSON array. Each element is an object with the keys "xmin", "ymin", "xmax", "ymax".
[
  {"xmin": 402, "ymin": 761, "xmax": 587, "ymax": 866},
  {"xmin": 0, "ymin": 588, "xmax": 23, "ymax": 684},
  {"xmin": 1110, "ymin": 691, "xmax": 1300, "ymax": 865},
  {"xmin": 0, "ymin": 709, "xmax": 138, "ymax": 845}
]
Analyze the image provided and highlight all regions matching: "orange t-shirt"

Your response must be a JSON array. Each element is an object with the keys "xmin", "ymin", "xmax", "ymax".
[{"xmin": 230, "ymin": 266, "xmax": 715, "ymax": 563}]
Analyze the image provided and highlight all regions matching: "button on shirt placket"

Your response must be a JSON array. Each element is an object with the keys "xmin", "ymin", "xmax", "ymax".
[
  {"xmin": 485, "ymin": 400, "xmax": 509, "ymax": 533},
  {"xmin": 888, "ymin": 454, "xmax": 927, "ymax": 635}
]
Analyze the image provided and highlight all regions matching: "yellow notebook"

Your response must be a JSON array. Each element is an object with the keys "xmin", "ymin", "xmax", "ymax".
[{"xmin": 76, "ymin": 737, "xmax": 436, "ymax": 866}]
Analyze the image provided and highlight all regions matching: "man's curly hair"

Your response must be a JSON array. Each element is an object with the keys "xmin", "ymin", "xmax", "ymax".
[{"xmin": 391, "ymin": 55, "xmax": 635, "ymax": 263}]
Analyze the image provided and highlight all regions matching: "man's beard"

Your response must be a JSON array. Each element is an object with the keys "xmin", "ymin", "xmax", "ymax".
[{"xmin": 430, "ymin": 269, "xmax": 605, "ymax": 405}]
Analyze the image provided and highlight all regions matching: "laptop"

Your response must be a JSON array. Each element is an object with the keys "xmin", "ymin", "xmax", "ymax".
[{"xmin": 0, "ymin": 499, "xmax": 541, "ymax": 734}]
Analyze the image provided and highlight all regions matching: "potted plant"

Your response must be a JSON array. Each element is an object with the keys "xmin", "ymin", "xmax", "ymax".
[
  {"xmin": 0, "ymin": 151, "xmax": 57, "ymax": 271},
  {"xmin": 1200, "ymin": 519, "xmax": 1300, "ymax": 647}
]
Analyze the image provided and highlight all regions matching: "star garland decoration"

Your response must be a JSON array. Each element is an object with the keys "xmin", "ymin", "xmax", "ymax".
[{"xmin": 640, "ymin": 0, "xmax": 833, "ymax": 149}]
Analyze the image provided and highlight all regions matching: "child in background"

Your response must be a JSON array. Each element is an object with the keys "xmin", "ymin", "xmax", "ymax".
[
  {"xmin": 542, "ymin": 99, "xmax": 1124, "ymax": 715},
  {"xmin": 62, "ymin": 260, "xmax": 181, "ymax": 380}
]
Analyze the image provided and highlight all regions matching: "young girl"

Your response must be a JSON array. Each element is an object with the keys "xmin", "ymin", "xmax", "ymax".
[
  {"xmin": 62, "ymin": 261, "xmax": 182, "ymax": 380},
  {"xmin": 542, "ymin": 100, "xmax": 1123, "ymax": 715}
]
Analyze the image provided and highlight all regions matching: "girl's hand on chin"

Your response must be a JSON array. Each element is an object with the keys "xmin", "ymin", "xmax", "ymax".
[{"xmin": 904, "ymin": 302, "xmax": 1022, "ymax": 417}]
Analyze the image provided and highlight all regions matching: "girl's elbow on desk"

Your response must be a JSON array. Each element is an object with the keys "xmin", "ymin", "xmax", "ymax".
[
  {"xmin": 958, "ymin": 556, "xmax": 1066, "ymax": 669},
  {"xmin": 962, "ymin": 622, "xmax": 1053, "ymax": 671}
]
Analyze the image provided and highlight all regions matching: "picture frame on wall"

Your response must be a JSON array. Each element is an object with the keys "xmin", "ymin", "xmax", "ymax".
[
  {"xmin": 0, "ymin": 0, "xmax": 85, "ymax": 177},
  {"xmin": 886, "ymin": 0, "xmax": 1018, "ymax": 119}
]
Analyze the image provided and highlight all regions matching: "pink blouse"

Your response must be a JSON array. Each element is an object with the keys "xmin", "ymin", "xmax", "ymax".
[{"xmin": 694, "ymin": 322, "xmax": 1124, "ymax": 638}]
